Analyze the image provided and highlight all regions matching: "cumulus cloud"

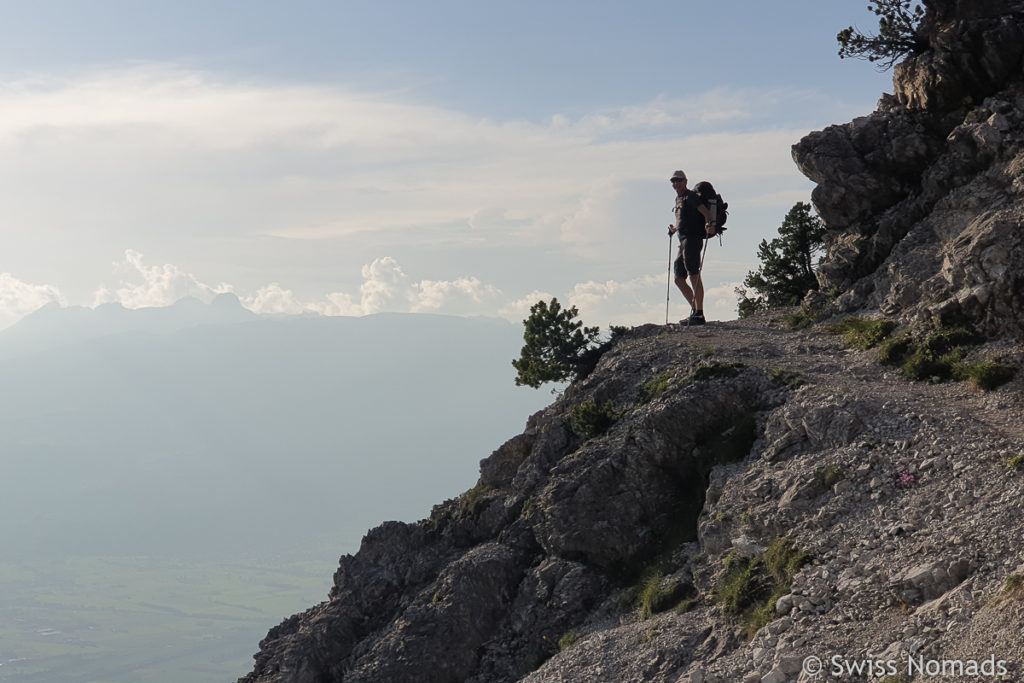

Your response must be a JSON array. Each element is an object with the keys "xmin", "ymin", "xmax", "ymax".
[
  {"xmin": 0, "ymin": 273, "xmax": 66, "ymax": 329},
  {"xmin": 240, "ymin": 283, "xmax": 319, "ymax": 316},
  {"xmin": 357, "ymin": 257, "xmax": 408, "ymax": 314},
  {"xmin": 238, "ymin": 257, "xmax": 504, "ymax": 319},
  {"xmin": 498, "ymin": 290, "xmax": 557, "ymax": 323},
  {"xmin": 412, "ymin": 277, "xmax": 502, "ymax": 314},
  {"xmin": 565, "ymin": 275, "xmax": 665, "ymax": 327},
  {"xmin": 92, "ymin": 250, "xmax": 232, "ymax": 309}
]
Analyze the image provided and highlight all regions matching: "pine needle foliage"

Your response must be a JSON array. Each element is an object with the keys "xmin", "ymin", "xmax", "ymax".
[
  {"xmin": 737, "ymin": 203, "xmax": 826, "ymax": 317},
  {"xmin": 512, "ymin": 298, "xmax": 600, "ymax": 388},
  {"xmin": 837, "ymin": 0, "xmax": 927, "ymax": 70}
]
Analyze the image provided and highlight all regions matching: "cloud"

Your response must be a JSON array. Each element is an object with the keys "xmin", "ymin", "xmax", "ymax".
[
  {"xmin": 498, "ymin": 290, "xmax": 556, "ymax": 323},
  {"xmin": 92, "ymin": 250, "xmax": 232, "ymax": 309},
  {"xmin": 559, "ymin": 179, "xmax": 623, "ymax": 246},
  {"xmin": 703, "ymin": 281, "xmax": 743, "ymax": 321},
  {"xmin": 0, "ymin": 273, "xmax": 66, "ymax": 329},
  {"xmin": 236, "ymin": 260, "xmax": 741, "ymax": 328},
  {"xmin": 241, "ymin": 283, "xmax": 323, "ymax": 316},
  {"xmin": 566, "ymin": 275, "xmax": 665, "ymax": 327},
  {"xmin": 0, "ymin": 246, "xmax": 743, "ymax": 333},
  {"xmin": 1, "ymin": 66, "xmax": 822, "ymax": 254},
  {"xmin": 412, "ymin": 277, "xmax": 502, "ymax": 314},
  {"xmin": 357, "ymin": 257, "xmax": 408, "ymax": 314},
  {"xmin": 240, "ymin": 257, "xmax": 504, "ymax": 319},
  {"xmin": 0, "ymin": 66, "xmax": 839, "ymax": 328}
]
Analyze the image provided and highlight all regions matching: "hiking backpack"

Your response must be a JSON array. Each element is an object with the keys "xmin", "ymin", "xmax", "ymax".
[{"xmin": 693, "ymin": 181, "xmax": 728, "ymax": 231}]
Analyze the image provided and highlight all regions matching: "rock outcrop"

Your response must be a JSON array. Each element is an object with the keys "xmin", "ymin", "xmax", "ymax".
[
  {"xmin": 240, "ymin": 4, "xmax": 1024, "ymax": 682},
  {"xmin": 792, "ymin": 0, "xmax": 1024, "ymax": 336},
  {"xmin": 239, "ymin": 315, "xmax": 1024, "ymax": 683}
]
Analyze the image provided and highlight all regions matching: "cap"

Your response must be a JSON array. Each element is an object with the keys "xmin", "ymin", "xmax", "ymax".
[{"xmin": 670, "ymin": 170, "xmax": 686, "ymax": 182}]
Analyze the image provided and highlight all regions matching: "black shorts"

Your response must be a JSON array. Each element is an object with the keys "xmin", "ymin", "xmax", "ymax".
[{"xmin": 674, "ymin": 237, "xmax": 704, "ymax": 279}]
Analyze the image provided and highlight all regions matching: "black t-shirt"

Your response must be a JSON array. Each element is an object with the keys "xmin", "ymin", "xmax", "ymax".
[{"xmin": 675, "ymin": 190, "xmax": 708, "ymax": 240}]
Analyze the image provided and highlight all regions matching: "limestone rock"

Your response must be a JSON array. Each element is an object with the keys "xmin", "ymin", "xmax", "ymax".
[{"xmin": 793, "ymin": 1, "xmax": 1024, "ymax": 335}]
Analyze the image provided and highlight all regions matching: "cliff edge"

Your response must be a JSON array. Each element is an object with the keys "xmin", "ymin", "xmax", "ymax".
[{"xmin": 240, "ymin": 314, "xmax": 1024, "ymax": 682}]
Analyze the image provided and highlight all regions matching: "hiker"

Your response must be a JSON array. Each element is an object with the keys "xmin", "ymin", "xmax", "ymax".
[{"xmin": 667, "ymin": 170, "xmax": 717, "ymax": 325}]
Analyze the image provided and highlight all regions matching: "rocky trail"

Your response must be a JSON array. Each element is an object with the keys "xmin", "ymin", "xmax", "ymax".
[{"xmin": 242, "ymin": 314, "xmax": 1024, "ymax": 682}]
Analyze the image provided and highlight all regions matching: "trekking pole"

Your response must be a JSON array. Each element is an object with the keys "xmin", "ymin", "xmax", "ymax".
[{"xmin": 665, "ymin": 231, "xmax": 673, "ymax": 324}]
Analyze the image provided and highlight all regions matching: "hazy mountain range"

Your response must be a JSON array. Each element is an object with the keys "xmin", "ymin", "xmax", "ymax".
[{"xmin": 0, "ymin": 295, "xmax": 549, "ymax": 559}]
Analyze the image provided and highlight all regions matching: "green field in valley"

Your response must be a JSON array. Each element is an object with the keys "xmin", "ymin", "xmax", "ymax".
[{"xmin": 0, "ymin": 553, "xmax": 333, "ymax": 683}]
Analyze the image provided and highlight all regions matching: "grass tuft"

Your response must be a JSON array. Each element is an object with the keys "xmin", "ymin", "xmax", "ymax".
[
  {"xmin": 715, "ymin": 538, "xmax": 812, "ymax": 638},
  {"xmin": 826, "ymin": 317, "xmax": 896, "ymax": 350}
]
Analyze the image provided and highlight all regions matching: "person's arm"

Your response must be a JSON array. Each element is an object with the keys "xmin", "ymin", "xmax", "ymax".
[{"xmin": 698, "ymin": 203, "xmax": 717, "ymax": 236}]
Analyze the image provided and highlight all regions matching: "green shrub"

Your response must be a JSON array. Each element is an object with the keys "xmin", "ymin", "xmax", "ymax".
[
  {"xmin": 877, "ymin": 334, "xmax": 913, "ymax": 365},
  {"xmin": 826, "ymin": 317, "xmax": 896, "ymax": 350},
  {"xmin": 815, "ymin": 464, "xmax": 844, "ymax": 488},
  {"xmin": 609, "ymin": 325, "xmax": 630, "ymax": 339},
  {"xmin": 691, "ymin": 362, "xmax": 745, "ymax": 382},
  {"xmin": 901, "ymin": 347, "xmax": 961, "ymax": 382},
  {"xmin": 783, "ymin": 310, "xmax": 816, "ymax": 330},
  {"xmin": 570, "ymin": 400, "xmax": 619, "ymax": 437},
  {"xmin": 922, "ymin": 326, "xmax": 980, "ymax": 355},
  {"xmin": 639, "ymin": 369, "xmax": 677, "ymax": 404},
  {"xmin": 1007, "ymin": 454, "xmax": 1024, "ymax": 472},
  {"xmin": 952, "ymin": 359, "xmax": 1016, "ymax": 390},
  {"xmin": 557, "ymin": 631, "xmax": 578, "ymax": 651},
  {"xmin": 883, "ymin": 319, "xmax": 1016, "ymax": 389},
  {"xmin": 458, "ymin": 484, "xmax": 494, "ymax": 517}
]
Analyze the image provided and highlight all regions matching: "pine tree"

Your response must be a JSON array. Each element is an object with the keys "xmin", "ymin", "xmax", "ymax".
[
  {"xmin": 737, "ymin": 203, "xmax": 826, "ymax": 317},
  {"xmin": 512, "ymin": 298, "xmax": 600, "ymax": 388},
  {"xmin": 837, "ymin": 0, "xmax": 927, "ymax": 70}
]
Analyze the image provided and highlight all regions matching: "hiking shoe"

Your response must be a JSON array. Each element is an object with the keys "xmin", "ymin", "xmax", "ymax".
[{"xmin": 687, "ymin": 312, "xmax": 706, "ymax": 326}]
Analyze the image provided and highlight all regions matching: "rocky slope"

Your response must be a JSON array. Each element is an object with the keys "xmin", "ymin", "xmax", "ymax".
[
  {"xmin": 240, "ymin": 317, "xmax": 1024, "ymax": 683},
  {"xmin": 240, "ymin": 2, "xmax": 1024, "ymax": 681}
]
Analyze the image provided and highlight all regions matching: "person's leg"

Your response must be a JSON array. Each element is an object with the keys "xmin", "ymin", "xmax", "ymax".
[
  {"xmin": 673, "ymin": 253, "xmax": 695, "ymax": 308},
  {"xmin": 682, "ymin": 238, "xmax": 706, "ymax": 323},
  {"xmin": 690, "ymin": 272, "xmax": 704, "ymax": 312}
]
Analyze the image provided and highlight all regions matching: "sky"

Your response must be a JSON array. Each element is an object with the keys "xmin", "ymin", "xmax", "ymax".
[{"xmin": 0, "ymin": 0, "xmax": 896, "ymax": 330}]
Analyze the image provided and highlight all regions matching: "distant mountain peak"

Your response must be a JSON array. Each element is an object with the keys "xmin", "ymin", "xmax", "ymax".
[{"xmin": 0, "ymin": 295, "xmax": 259, "ymax": 358}]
